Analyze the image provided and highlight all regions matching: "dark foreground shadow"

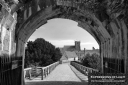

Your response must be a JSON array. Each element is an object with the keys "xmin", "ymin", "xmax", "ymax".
[{"xmin": 25, "ymin": 81, "xmax": 88, "ymax": 85}]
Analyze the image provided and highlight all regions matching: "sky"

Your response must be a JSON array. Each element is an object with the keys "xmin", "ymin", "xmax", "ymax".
[{"xmin": 28, "ymin": 18, "xmax": 99, "ymax": 50}]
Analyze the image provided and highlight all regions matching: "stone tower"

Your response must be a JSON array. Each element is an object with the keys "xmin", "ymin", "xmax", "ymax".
[{"xmin": 75, "ymin": 41, "xmax": 81, "ymax": 51}]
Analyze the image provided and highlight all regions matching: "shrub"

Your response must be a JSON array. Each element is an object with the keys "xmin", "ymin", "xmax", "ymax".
[{"xmin": 82, "ymin": 53, "xmax": 101, "ymax": 70}]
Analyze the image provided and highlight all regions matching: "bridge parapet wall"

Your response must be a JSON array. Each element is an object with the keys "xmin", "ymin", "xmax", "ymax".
[
  {"xmin": 24, "ymin": 61, "xmax": 59, "ymax": 80},
  {"xmin": 70, "ymin": 61, "xmax": 99, "ymax": 76}
]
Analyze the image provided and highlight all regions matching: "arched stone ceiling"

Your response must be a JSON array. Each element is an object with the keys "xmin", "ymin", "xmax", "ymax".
[
  {"xmin": 16, "ymin": 6, "xmax": 103, "ymax": 45},
  {"xmin": 1, "ymin": 0, "xmax": 127, "ymax": 45}
]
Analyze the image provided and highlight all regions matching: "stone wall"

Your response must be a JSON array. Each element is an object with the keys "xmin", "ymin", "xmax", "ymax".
[
  {"xmin": 0, "ymin": 5, "xmax": 23, "ymax": 85},
  {"xmin": 100, "ymin": 19, "xmax": 127, "ymax": 85}
]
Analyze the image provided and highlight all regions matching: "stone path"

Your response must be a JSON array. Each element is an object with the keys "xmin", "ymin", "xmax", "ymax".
[{"xmin": 25, "ymin": 63, "xmax": 88, "ymax": 85}]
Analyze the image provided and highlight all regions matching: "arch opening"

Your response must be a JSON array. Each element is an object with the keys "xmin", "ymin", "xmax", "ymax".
[
  {"xmin": 24, "ymin": 18, "xmax": 100, "ymax": 84},
  {"xmin": 15, "ymin": 6, "xmax": 103, "ymax": 84}
]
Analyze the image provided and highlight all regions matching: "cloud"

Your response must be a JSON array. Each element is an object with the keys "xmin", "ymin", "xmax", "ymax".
[
  {"xmin": 81, "ymin": 42, "xmax": 99, "ymax": 50},
  {"xmin": 81, "ymin": 42, "xmax": 94, "ymax": 45},
  {"xmin": 48, "ymin": 40, "xmax": 75, "ymax": 47}
]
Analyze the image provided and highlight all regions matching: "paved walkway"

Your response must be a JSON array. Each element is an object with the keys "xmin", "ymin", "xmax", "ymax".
[{"xmin": 25, "ymin": 63, "xmax": 88, "ymax": 85}]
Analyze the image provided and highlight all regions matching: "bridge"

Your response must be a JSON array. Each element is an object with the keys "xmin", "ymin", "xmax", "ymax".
[
  {"xmin": 0, "ymin": 0, "xmax": 128, "ymax": 85},
  {"xmin": 25, "ymin": 62, "xmax": 90, "ymax": 85}
]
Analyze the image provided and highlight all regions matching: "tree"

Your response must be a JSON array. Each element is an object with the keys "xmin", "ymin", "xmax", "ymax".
[
  {"xmin": 52, "ymin": 48, "xmax": 62, "ymax": 62},
  {"xmin": 82, "ymin": 53, "xmax": 91, "ymax": 67},
  {"xmin": 82, "ymin": 53, "xmax": 100, "ymax": 70},
  {"xmin": 24, "ymin": 38, "xmax": 62, "ymax": 68}
]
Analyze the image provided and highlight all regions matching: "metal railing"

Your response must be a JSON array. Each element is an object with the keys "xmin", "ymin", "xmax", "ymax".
[
  {"xmin": 24, "ymin": 61, "xmax": 59, "ymax": 80},
  {"xmin": 70, "ymin": 61, "xmax": 99, "ymax": 76}
]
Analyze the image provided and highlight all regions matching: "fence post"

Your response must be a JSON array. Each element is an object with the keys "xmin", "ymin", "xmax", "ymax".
[
  {"xmin": 47, "ymin": 67, "xmax": 49, "ymax": 75},
  {"xmin": 49, "ymin": 66, "xmax": 51, "ymax": 73},
  {"xmin": 44, "ymin": 69, "xmax": 46, "ymax": 78},
  {"xmin": 41, "ymin": 68, "xmax": 44, "ymax": 80},
  {"xmin": 29, "ymin": 69, "xmax": 32, "ymax": 79}
]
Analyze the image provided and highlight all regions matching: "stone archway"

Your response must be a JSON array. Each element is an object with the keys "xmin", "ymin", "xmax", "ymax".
[{"xmin": 0, "ymin": 0, "xmax": 128, "ymax": 85}]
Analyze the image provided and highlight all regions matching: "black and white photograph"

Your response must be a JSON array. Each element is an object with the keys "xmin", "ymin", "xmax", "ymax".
[{"xmin": 0, "ymin": 0, "xmax": 127, "ymax": 85}]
